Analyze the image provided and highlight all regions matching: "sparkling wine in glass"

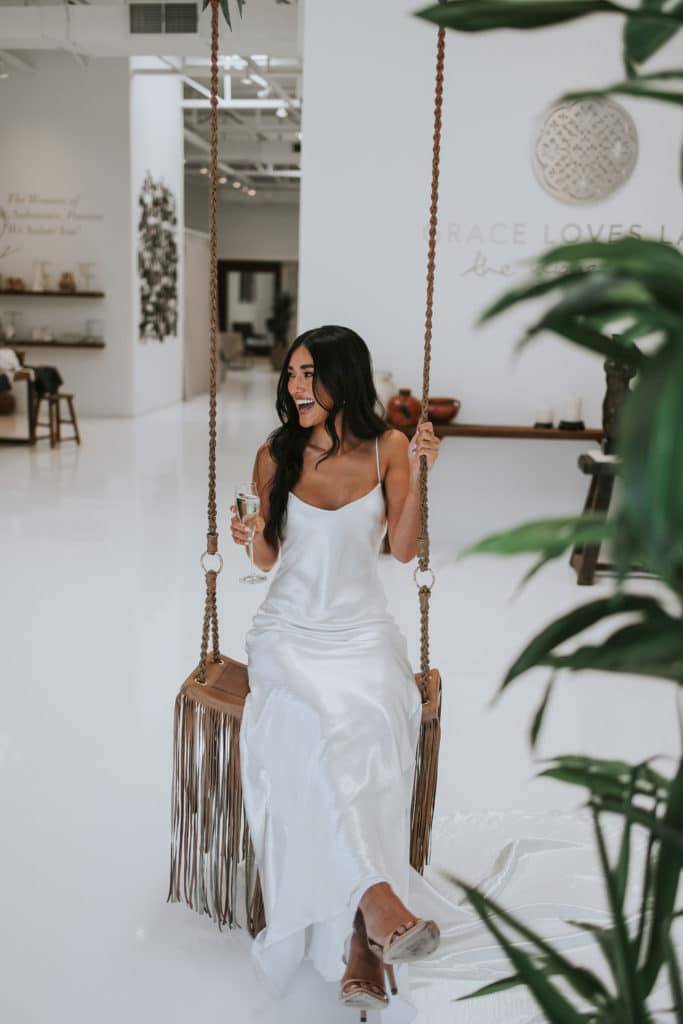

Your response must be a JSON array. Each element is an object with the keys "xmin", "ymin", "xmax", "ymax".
[{"xmin": 235, "ymin": 482, "xmax": 266, "ymax": 584}]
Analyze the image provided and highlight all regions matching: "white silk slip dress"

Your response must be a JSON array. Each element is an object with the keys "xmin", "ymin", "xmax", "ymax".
[{"xmin": 239, "ymin": 435, "xmax": 424, "ymax": 994}]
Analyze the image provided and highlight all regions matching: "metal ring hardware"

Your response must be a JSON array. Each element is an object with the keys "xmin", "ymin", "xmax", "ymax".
[
  {"xmin": 413, "ymin": 566, "xmax": 436, "ymax": 591},
  {"xmin": 200, "ymin": 551, "xmax": 224, "ymax": 575}
]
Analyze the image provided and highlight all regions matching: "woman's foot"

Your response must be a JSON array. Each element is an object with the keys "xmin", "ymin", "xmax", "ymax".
[
  {"xmin": 340, "ymin": 911, "xmax": 390, "ymax": 1011},
  {"xmin": 359, "ymin": 882, "xmax": 440, "ymax": 962}
]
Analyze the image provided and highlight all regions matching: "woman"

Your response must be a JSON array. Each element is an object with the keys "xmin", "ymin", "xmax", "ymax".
[{"xmin": 230, "ymin": 325, "xmax": 441, "ymax": 1014}]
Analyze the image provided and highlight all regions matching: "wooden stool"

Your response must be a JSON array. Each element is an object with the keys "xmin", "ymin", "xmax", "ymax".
[
  {"xmin": 569, "ymin": 452, "xmax": 617, "ymax": 585},
  {"xmin": 34, "ymin": 392, "xmax": 81, "ymax": 448}
]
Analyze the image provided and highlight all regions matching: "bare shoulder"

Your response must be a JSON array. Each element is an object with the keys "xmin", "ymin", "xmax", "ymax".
[
  {"xmin": 254, "ymin": 440, "xmax": 277, "ymax": 486},
  {"xmin": 379, "ymin": 427, "xmax": 409, "ymax": 464}
]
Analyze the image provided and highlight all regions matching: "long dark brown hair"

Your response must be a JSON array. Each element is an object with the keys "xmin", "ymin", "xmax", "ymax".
[{"xmin": 263, "ymin": 325, "xmax": 389, "ymax": 547}]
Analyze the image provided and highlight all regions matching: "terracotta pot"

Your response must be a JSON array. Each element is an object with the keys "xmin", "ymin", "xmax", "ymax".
[
  {"xmin": 387, "ymin": 387, "xmax": 421, "ymax": 428},
  {"xmin": 427, "ymin": 396, "xmax": 460, "ymax": 424}
]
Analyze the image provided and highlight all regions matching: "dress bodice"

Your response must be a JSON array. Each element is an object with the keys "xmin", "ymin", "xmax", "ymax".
[{"xmin": 252, "ymin": 438, "xmax": 391, "ymax": 628}]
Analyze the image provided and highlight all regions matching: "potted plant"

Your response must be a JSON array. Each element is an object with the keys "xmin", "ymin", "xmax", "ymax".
[
  {"xmin": 268, "ymin": 290, "xmax": 294, "ymax": 371},
  {"xmin": 414, "ymin": 2, "xmax": 683, "ymax": 1019}
]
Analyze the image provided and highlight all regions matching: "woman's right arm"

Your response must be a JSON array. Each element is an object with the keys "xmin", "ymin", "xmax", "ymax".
[{"xmin": 229, "ymin": 442, "xmax": 280, "ymax": 571}]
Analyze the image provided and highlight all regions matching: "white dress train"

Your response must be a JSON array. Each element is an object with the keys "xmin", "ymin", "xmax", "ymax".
[
  {"xmin": 239, "ymin": 436, "xmax": 426, "ymax": 993},
  {"xmin": 236, "ymin": 440, "xmax": 656, "ymax": 1022}
]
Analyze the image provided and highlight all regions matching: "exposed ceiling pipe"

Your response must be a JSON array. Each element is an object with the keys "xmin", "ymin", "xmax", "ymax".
[
  {"xmin": 184, "ymin": 125, "xmax": 256, "ymax": 187},
  {"xmin": 244, "ymin": 57, "xmax": 301, "ymax": 126}
]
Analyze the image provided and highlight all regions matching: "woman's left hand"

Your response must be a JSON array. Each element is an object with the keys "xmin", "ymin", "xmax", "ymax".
[{"xmin": 408, "ymin": 420, "xmax": 440, "ymax": 487}]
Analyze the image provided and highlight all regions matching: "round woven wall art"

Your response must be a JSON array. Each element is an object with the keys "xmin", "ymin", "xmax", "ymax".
[{"xmin": 531, "ymin": 97, "xmax": 638, "ymax": 204}]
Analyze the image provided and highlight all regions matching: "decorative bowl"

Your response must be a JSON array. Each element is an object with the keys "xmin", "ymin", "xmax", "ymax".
[{"xmin": 427, "ymin": 396, "xmax": 460, "ymax": 424}]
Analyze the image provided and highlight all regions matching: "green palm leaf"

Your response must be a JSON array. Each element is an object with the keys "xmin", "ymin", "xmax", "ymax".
[
  {"xmin": 536, "ymin": 238, "xmax": 683, "ymax": 279},
  {"xmin": 530, "ymin": 673, "xmax": 556, "ymax": 748},
  {"xmin": 476, "ymin": 267, "xmax": 590, "ymax": 324},
  {"xmin": 456, "ymin": 972, "xmax": 525, "ymax": 1000},
  {"xmin": 201, "ymin": 0, "xmax": 244, "ymax": 28},
  {"xmin": 520, "ymin": 311, "xmax": 645, "ymax": 367},
  {"xmin": 593, "ymin": 797, "xmax": 683, "ymax": 855},
  {"xmin": 623, "ymin": 0, "xmax": 683, "ymax": 72},
  {"xmin": 640, "ymin": 757, "xmax": 683, "ymax": 994},
  {"xmin": 460, "ymin": 515, "xmax": 612, "ymax": 560},
  {"xmin": 562, "ymin": 80, "xmax": 683, "ymax": 108},
  {"xmin": 662, "ymin": 913, "xmax": 683, "ymax": 1023},
  {"xmin": 618, "ymin": 341, "xmax": 683, "ymax": 592},
  {"xmin": 542, "ymin": 618, "xmax": 683, "ymax": 684},
  {"xmin": 539, "ymin": 755, "xmax": 669, "ymax": 794},
  {"xmin": 591, "ymin": 808, "xmax": 646, "ymax": 1021},
  {"xmin": 453, "ymin": 877, "xmax": 609, "ymax": 1010},
  {"xmin": 497, "ymin": 594, "xmax": 668, "ymax": 689},
  {"xmin": 416, "ymin": 0, "xmax": 683, "ymax": 33}
]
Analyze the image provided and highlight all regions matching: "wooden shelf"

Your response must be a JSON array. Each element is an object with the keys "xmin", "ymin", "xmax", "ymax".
[
  {"xmin": 397, "ymin": 422, "xmax": 603, "ymax": 442},
  {"xmin": 0, "ymin": 289, "xmax": 104, "ymax": 298},
  {"xmin": 10, "ymin": 339, "xmax": 105, "ymax": 350}
]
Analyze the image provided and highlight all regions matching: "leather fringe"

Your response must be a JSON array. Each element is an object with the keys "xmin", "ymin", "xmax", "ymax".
[
  {"xmin": 166, "ymin": 692, "xmax": 266, "ymax": 936},
  {"xmin": 409, "ymin": 677, "xmax": 442, "ymax": 873}
]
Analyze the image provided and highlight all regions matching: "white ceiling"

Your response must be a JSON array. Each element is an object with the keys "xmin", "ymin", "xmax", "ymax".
[{"xmin": 0, "ymin": 0, "xmax": 302, "ymax": 205}]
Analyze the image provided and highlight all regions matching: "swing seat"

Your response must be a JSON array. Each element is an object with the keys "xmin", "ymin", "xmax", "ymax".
[
  {"xmin": 180, "ymin": 654, "xmax": 441, "ymax": 723},
  {"xmin": 168, "ymin": 655, "xmax": 442, "ymax": 936}
]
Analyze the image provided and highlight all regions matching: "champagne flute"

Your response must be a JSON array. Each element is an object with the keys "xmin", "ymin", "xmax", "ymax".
[{"xmin": 235, "ymin": 481, "xmax": 266, "ymax": 584}]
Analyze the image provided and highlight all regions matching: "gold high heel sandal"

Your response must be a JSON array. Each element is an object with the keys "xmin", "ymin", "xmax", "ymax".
[
  {"xmin": 366, "ymin": 917, "xmax": 441, "ymax": 964},
  {"xmin": 340, "ymin": 925, "xmax": 397, "ymax": 1021}
]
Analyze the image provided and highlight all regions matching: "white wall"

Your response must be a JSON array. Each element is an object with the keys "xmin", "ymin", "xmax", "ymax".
[
  {"xmin": 0, "ymin": 57, "xmax": 134, "ymax": 417},
  {"xmin": 130, "ymin": 65, "xmax": 184, "ymax": 415},
  {"xmin": 299, "ymin": 0, "xmax": 683, "ymax": 548},
  {"xmin": 298, "ymin": 1, "xmax": 682, "ymax": 820},
  {"xmin": 183, "ymin": 228, "xmax": 210, "ymax": 400},
  {"xmin": 185, "ymin": 182, "xmax": 299, "ymax": 261}
]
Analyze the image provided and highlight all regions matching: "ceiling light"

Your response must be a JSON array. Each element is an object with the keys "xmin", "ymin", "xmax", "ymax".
[
  {"xmin": 240, "ymin": 76, "xmax": 252, "ymax": 86},
  {"xmin": 247, "ymin": 189, "xmax": 256, "ymax": 197},
  {"xmin": 199, "ymin": 167, "xmax": 208, "ymax": 175},
  {"xmin": 275, "ymin": 106, "xmax": 288, "ymax": 119},
  {"xmin": 219, "ymin": 176, "xmax": 227, "ymax": 184},
  {"xmin": 232, "ymin": 181, "xmax": 241, "ymax": 189}
]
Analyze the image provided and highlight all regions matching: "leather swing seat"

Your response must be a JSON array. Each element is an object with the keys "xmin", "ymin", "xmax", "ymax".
[{"xmin": 170, "ymin": 655, "xmax": 442, "ymax": 936}]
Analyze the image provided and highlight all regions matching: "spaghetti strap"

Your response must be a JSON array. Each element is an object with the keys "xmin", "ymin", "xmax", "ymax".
[{"xmin": 375, "ymin": 435, "xmax": 382, "ymax": 485}]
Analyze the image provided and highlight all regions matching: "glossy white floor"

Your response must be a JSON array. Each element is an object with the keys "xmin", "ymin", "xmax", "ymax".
[{"xmin": 2, "ymin": 363, "xmax": 679, "ymax": 1023}]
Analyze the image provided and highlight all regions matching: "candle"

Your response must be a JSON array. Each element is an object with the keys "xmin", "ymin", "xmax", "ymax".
[
  {"xmin": 534, "ymin": 406, "xmax": 554, "ymax": 426},
  {"xmin": 562, "ymin": 397, "xmax": 583, "ymax": 422}
]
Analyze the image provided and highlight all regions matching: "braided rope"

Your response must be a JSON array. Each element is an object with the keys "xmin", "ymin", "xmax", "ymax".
[
  {"xmin": 196, "ymin": 0, "xmax": 221, "ymax": 683},
  {"xmin": 417, "ymin": 28, "xmax": 445, "ymax": 700}
]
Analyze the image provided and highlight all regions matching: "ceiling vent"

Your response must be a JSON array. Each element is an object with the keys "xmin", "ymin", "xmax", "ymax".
[{"xmin": 129, "ymin": 3, "xmax": 198, "ymax": 34}]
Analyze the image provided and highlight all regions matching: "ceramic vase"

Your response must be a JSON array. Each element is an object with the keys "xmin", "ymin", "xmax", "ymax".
[{"xmin": 387, "ymin": 387, "xmax": 421, "ymax": 428}]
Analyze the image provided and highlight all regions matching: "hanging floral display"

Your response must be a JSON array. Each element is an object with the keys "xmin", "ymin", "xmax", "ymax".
[{"xmin": 137, "ymin": 171, "xmax": 178, "ymax": 342}]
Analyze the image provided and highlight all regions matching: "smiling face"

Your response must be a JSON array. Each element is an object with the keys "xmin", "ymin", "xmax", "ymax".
[{"xmin": 286, "ymin": 345, "xmax": 333, "ymax": 428}]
